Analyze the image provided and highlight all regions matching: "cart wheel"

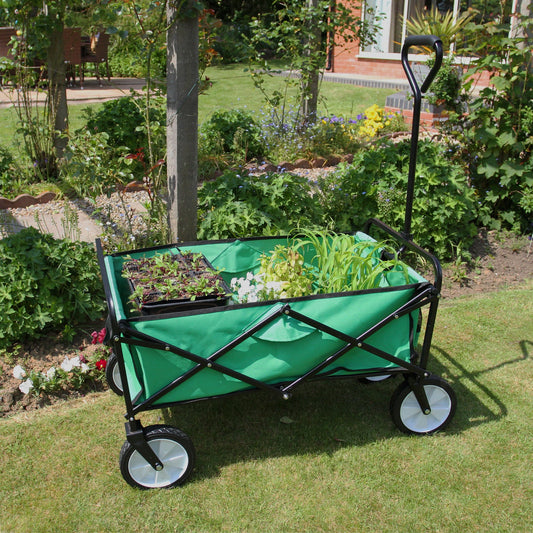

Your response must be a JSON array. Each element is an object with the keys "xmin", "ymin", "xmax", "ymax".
[
  {"xmin": 105, "ymin": 352, "xmax": 123, "ymax": 396},
  {"xmin": 359, "ymin": 374, "xmax": 391, "ymax": 384},
  {"xmin": 120, "ymin": 425, "xmax": 195, "ymax": 489},
  {"xmin": 390, "ymin": 376, "xmax": 456, "ymax": 435}
]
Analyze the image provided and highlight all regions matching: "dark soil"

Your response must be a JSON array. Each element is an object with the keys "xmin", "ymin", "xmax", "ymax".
[
  {"xmin": 439, "ymin": 229, "xmax": 532, "ymax": 299},
  {"xmin": 1, "ymin": 230, "xmax": 531, "ymax": 418}
]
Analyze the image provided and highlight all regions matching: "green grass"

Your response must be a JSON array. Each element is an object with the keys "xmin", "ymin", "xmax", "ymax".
[
  {"xmin": 0, "ymin": 65, "xmax": 394, "ymax": 151},
  {"xmin": 199, "ymin": 63, "xmax": 395, "ymax": 125},
  {"xmin": 0, "ymin": 105, "xmax": 101, "ymax": 154},
  {"xmin": 1, "ymin": 287, "xmax": 532, "ymax": 532}
]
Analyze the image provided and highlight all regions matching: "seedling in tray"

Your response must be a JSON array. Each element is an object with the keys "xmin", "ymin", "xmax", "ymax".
[{"xmin": 122, "ymin": 251, "xmax": 230, "ymax": 314}]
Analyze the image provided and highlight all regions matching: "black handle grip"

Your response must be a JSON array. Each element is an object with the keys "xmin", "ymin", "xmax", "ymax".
[
  {"xmin": 399, "ymin": 35, "xmax": 443, "ymax": 241},
  {"xmin": 401, "ymin": 35, "xmax": 443, "ymax": 94}
]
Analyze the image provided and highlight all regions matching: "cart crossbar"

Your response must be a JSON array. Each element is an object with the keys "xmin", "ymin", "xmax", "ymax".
[{"xmin": 114, "ymin": 284, "xmax": 432, "ymax": 416}]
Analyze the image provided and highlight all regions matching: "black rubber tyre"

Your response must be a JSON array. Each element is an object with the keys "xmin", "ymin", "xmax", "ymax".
[
  {"xmin": 119, "ymin": 425, "xmax": 195, "ymax": 489},
  {"xmin": 105, "ymin": 352, "xmax": 123, "ymax": 396},
  {"xmin": 390, "ymin": 376, "xmax": 457, "ymax": 435}
]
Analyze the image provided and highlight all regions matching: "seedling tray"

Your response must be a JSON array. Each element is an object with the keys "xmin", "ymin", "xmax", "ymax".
[{"xmin": 122, "ymin": 250, "xmax": 231, "ymax": 315}]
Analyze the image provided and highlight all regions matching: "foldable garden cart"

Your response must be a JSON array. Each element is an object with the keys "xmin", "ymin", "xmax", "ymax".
[{"xmin": 96, "ymin": 35, "xmax": 457, "ymax": 489}]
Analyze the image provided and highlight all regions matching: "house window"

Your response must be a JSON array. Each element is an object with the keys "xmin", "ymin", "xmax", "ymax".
[{"xmin": 362, "ymin": 0, "xmax": 458, "ymax": 56}]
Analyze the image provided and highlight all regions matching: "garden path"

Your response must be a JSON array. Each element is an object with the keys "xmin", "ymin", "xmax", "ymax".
[{"xmin": 0, "ymin": 77, "xmax": 146, "ymax": 108}]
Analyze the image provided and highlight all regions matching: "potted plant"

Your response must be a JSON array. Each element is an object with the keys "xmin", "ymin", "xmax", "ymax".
[{"xmin": 122, "ymin": 251, "xmax": 230, "ymax": 314}]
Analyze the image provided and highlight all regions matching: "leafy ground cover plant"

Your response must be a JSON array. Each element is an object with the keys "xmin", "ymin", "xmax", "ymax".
[
  {"xmin": 318, "ymin": 139, "xmax": 477, "ymax": 260},
  {"xmin": 0, "ymin": 227, "xmax": 105, "ymax": 349},
  {"xmin": 197, "ymin": 170, "xmax": 323, "ymax": 239}
]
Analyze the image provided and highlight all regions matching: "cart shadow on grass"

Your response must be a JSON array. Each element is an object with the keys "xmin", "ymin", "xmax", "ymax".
[
  {"xmin": 156, "ymin": 342, "xmax": 527, "ymax": 482},
  {"xmin": 429, "ymin": 340, "xmax": 531, "ymax": 431},
  {"xmin": 160, "ymin": 341, "xmax": 530, "ymax": 483}
]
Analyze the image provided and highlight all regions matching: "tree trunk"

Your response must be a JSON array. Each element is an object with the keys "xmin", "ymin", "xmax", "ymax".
[
  {"xmin": 166, "ymin": 3, "xmax": 199, "ymax": 242},
  {"xmin": 301, "ymin": 0, "xmax": 321, "ymax": 125},
  {"xmin": 46, "ymin": 24, "xmax": 68, "ymax": 158}
]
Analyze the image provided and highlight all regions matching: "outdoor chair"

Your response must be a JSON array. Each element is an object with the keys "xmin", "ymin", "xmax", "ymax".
[{"xmin": 80, "ymin": 32, "xmax": 111, "ymax": 88}]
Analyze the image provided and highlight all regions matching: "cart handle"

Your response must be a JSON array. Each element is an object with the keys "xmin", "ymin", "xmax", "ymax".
[{"xmin": 401, "ymin": 35, "xmax": 443, "ymax": 241}]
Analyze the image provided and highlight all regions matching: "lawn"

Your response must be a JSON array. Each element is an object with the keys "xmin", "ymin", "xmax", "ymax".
[
  {"xmin": 1, "ymin": 286, "xmax": 532, "ymax": 532},
  {"xmin": 0, "ymin": 64, "xmax": 396, "ymax": 152}
]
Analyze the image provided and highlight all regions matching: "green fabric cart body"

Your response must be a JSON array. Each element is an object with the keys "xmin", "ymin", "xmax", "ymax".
[{"xmin": 103, "ymin": 235, "xmax": 426, "ymax": 408}]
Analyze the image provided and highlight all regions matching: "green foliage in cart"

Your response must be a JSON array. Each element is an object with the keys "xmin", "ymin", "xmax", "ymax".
[
  {"xmin": 0, "ymin": 228, "xmax": 105, "ymax": 349},
  {"xmin": 231, "ymin": 231, "xmax": 411, "ymax": 303}
]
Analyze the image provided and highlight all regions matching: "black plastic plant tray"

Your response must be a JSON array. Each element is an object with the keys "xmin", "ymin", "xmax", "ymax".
[{"xmin": 122, "ymin": 251, "xmax": 231, "ymax": 315}]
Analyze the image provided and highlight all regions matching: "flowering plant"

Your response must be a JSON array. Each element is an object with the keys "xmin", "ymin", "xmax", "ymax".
[
  {"xmin": 12, "ymin": 330, "xmax": 110, "ymax": 397},
  {"xmin": 357, "ymin": 104, "xmax": 401, "ymax": 139},
  {"xmin": 230, "ymin": 231, "xmax": 411, "ymax": 304},
  {"xmin": 231, "ymin": 246, "xmax": 314, "ymax": 303}
]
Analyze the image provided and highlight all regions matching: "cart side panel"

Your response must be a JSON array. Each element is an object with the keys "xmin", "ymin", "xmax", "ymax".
[{"xmin": 124, "ymin": 287, "xmax": 419, "ymax": 405}]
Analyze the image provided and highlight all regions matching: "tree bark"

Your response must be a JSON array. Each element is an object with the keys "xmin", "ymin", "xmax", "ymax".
[
  {"xmin": 301, "ymin": 0, "xmax": 321, "ymax": 124},
  {"xmin": 166, "ymin": 3, "xmax": 199, "ymax": 242},
  {"xmin": 46, "ymin": 24, "xmax": 68, "ymax": 158}
]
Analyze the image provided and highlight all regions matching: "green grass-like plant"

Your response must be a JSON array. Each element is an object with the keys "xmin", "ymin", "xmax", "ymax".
[{"xmin": 294, "ymin": 229, "xmax": 410, "ymax": 293}]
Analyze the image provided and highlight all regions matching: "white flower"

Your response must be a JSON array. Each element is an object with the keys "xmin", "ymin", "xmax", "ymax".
[
  {"xmin": 13, "ymin": 365, "xmax": 26, "ymax": 380},
  {"xmin": 46, "ymin": 367, "xmax": 56, "ymax": 380},
  {"xmin": 19, "ymin": 378, "xmax": 34, "ymax": 395},
  {"xmin": 60, "ymin": 356, "xmax": 74, "ymax": 372},
  {"xmin": 81, "ymin": 363, "xmax": 90, "ymax": 373},
  {"xmin": 61, "ymin": 355, "xmax": 81, "ymax": 372}
]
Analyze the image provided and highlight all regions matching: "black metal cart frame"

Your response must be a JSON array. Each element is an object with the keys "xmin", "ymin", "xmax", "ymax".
[{"xmin": 97, "ymin": 36, "xmax": 456, "ymax": 489}]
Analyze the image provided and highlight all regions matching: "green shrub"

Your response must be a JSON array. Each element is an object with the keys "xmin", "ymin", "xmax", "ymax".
[
  {"xmin": 440, "ymin": 15, "xmax": 533, "ymax": 233},
  {"xmin": 198, "ymin": 170, "xmax": 323, "ymax": 239},
  {"xmin": 316, "ymin": 160, "xmax": 379, "ymax": 232},
  {"xmin": 318, "ymin": 140, "xmax": 478, "ymax": 259},
  {"xmin": 0, "ymin": 145, "xmax": 19, "ymax": 197},
  {"xmin": 305, "ymin": 116, "xmax": 363, "ymax": 157},
  {"xmin": 200, "ymin": 109, "xmax": 265, "ymax": 163},
  {"xmin": 426, "ymin": 55, "xmax": 463, "ymax": 113},
  {"xmin": 83, "ymin": 96, "xmax": 165, "ymax": 154},
  {"xmin": 61, "ymin": 131, "xmax": 135, "ymax": 199},
  {"xmin": 0, "ymin": 228, "xmax": 105, "ymax": 349}
]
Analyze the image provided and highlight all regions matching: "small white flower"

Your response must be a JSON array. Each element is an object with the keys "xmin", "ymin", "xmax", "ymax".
[
  {"xmin": 81, "ymin": 363, "xmax": 90, "ymax": 373},
  {"xmin": 61, "ymin": 356, "xmax": 73, "ymax": 372},
  {"xmin": 70, "ymin": 356, "xmax": 81, "ymax": 368},
  {"xmin": 13, "ymin": 365, "xmax": 26, "ymax": 380},
  {"xmin": 19, "ymin": 378, "xmax": 34, "ymax": 395},
  {"xmin": 46, "ymin": 367, "xmax": 56, "ymax": 380}
]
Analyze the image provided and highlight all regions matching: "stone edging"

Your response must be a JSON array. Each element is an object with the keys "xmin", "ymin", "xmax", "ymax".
[{"xmin": 0, "ymin": 191, "xmax": 57, "ymax": 210}]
